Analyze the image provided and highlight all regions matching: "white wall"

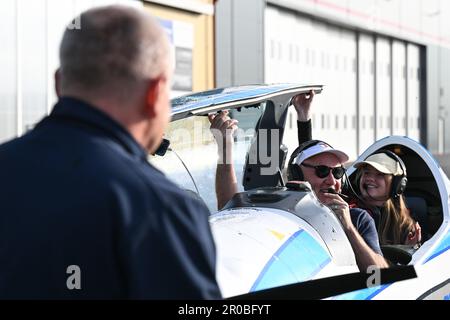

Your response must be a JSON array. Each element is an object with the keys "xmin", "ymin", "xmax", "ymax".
[
  {"xmin": 268, "ymin": 0, "xmax": 448, "ymax": 50},
  {"xmin": 392, "ymin": 40, "xmax": 407, "ymax": 136},
  {"xmin": 0, "ymin": 0, "xmax": 141, "ymax": 143},
  {"xmin": 407, "ymin": 44, "xmax": 421, "ymax": 141},
  {"xmin": 375, "ymin": 37, "xmax": 392, "ymax": 140},
  {"xmin": 265, "ymin": 5, "xmax": 423, "ymax": 160},
  {"xmin": 358, "ymin": 34, "xmax": 375, "ymax": 154},
  {"xmin": 0, "ymin": 0, "xmax": 18, "ymax": 141},
  {"xmin": 266, "ymin": 7, "xmax": 360, "ymax": 159}
]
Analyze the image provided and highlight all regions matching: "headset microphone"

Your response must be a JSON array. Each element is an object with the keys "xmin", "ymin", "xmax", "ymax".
[
  {"xmin": 327, "ymin": 187, "xmax": 336, "ymax": 194},
  {"xmin": 326, "ymin": 187, "xmax": 349, "ymax": 200}
]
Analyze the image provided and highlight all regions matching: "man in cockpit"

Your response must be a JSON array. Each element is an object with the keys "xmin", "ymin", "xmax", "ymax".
[{"xmin": 209, "ymin": 101, "xmax": 388, "ymax": 272}]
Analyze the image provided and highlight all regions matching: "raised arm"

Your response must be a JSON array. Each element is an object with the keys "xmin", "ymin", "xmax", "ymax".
[
  {"xmin": 293, "ymin": 90, "xmax": 315, "ymax": 145},
  {"xmin": 208, "ymin": 111, "xmax": 239, "ymax": 210}
]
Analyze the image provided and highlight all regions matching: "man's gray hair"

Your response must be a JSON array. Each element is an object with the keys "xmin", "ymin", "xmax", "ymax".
[{"xmin": 59, "ymin": 5, "xmax": 170, "ymax": 99}]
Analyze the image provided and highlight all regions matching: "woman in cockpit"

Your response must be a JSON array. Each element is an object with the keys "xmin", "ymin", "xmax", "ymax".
[
  {"xmin": 349, "ymin": 152, "xmax": 421, "ymax": 245},
  {"xmin": 294, "ymin": 92, "xmax": 421, "ymax": 246}
]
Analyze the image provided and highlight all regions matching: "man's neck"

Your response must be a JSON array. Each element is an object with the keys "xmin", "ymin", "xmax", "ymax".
[{"xmin": 61, "ymin": 93, "xmax": 152, "ymax": 151}]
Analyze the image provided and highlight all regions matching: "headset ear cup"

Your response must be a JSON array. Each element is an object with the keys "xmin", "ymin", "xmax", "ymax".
[
  {"xmin": 391, "ymin": 176, "xmax": 408, "ymax": 198},
  {"xmin": 287, "ymin": 146, "xmax": 300, "ymax": 181},
  {"xmin": 296, "ymin": 165, "xmax": 304, "ymax": 181},
  {"xmin": 287, "ymin": 163, "xmax": 294, "ymax": 181},
  {"xmin": 287, "ymin": 140, "xmax": 325, "ymax": 182},
  {"xmin": 288, "ymin": 163, "xmax": 303, "ymax": 181},
  {"xmin": 398, "ymin": 176, "xmax": 408, "ymax": 195},
  {"xmin": 391, "ymin": 176, "xmax": 400, "ymax": 198}
]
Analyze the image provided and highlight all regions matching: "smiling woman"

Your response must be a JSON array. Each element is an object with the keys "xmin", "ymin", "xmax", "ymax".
[{"xmin": 352, "ymin": 150, "xmax": 421, "ymax": 247}]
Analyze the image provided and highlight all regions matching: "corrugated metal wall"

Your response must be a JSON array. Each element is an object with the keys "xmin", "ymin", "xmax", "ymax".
[
  {"xmin": 266, "ymin": 7, "xmax": 423, "ymax": 159},
  {"xmin": 216, "ymin": 0, "xmax": 424, "ymax": 160}
]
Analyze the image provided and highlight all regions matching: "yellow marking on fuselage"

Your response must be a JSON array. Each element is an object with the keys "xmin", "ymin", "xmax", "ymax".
[{"xmin": 269, "ymin": 230, "xmax": 286, "ymax": 240}]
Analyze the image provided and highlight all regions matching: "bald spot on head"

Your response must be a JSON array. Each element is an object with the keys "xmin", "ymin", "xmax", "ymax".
[{"xmin": 59, "ymin": 5, "xmax": 171, "ymax": 102}]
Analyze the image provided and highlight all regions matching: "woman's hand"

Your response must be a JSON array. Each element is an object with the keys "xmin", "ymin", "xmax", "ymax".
[{"xmin": 405, "ymin": 222, "xmax": 422, "ymax": 246}]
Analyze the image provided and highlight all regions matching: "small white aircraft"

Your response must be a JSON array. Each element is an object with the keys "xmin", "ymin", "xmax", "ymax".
[{"xmin": 152, "ymin": 84, "xmax": 450, "ymax": 300}]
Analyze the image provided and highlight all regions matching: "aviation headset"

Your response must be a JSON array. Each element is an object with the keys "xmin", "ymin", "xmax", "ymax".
[
  {"xmin": 288, "ymin": 140, "xmax": 322, "ymax": 181},
  {"xmin": 287, "ymin": 140, "xmax": 348, "ymax": 190},
  {"xmin": 364, "ymin": 149, "xmax": 408, "ymax": 199}
]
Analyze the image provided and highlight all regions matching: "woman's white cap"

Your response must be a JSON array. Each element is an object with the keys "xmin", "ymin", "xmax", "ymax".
[{"xmin": 353, "ymin": 153, "xmax": 405, "ymax": 176}]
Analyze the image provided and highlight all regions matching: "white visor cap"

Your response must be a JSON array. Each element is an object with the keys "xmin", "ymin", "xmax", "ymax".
[{"xmin": 294, "ymin": 142, "xmax": 349, "ymax": 165}]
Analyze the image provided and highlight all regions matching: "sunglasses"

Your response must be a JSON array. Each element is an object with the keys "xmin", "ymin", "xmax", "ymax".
[{"xmin": 301, "ymin": 163, "xmax": 346, "ymax": 179}]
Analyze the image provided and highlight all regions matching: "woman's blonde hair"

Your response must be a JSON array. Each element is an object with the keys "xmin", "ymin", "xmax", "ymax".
[{"xmin": 379, "ymin": 195, "xmax": 415, "ymax": 245}]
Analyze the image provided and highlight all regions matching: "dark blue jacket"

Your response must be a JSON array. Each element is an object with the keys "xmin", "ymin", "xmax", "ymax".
[{"xmin": 0, "ymin": 97, "xmax": 222, "ymax": 299}]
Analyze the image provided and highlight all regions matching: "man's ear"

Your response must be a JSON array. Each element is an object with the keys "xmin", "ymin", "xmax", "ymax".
[
  {"xmin": 145, "ymin": 75, "xmax": 166, "ymax": 118},
  {"xmin": 54, "ymin": 69, "xmax": 62, "ymax": 98}
]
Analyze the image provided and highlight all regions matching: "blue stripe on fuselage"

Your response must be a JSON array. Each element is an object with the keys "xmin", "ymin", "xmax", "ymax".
[
  {"xmin": 251, "ymin": 229, "xmax": 331, "ymax": 292},
  {"xmin": 423, "ymin": 231, "xmax": 450, "ymax": 264}
]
